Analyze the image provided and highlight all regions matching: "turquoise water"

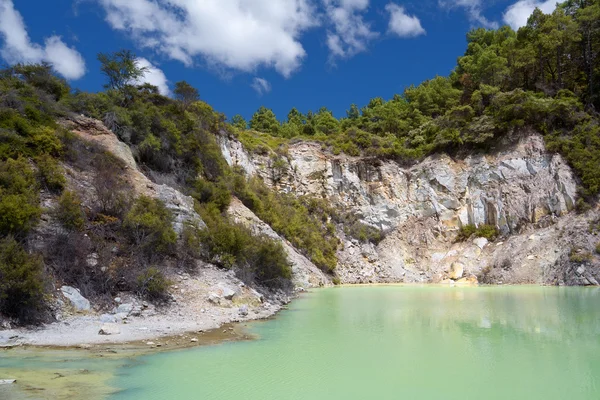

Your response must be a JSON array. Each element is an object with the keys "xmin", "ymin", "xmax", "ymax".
[
  {"xmin": 110, "ymin": 286, "xmax": 600, "ymax": 400},
  {"xmin": 2, "ymin": 286, "xmax": 600, "ymax": 399}
]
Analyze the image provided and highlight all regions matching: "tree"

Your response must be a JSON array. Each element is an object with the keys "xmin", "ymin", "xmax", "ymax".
[
  {"xmin": 249, "ymin": 106, "xmax": 279, "ymax": 134},
  {"xmin": 313, "ymin": 107, "xmax": 340, "ymax": 135},
  {"xmin": 97, "ymin": 50, "xmax": 148, "ymax": 91},
  {"xmin": 231, "ymin": 114, "xmax": 248, "ymax": 130},
  {"xmin": 287, "ymin": 107, "xmax": 305, "ymax": 126},
  {"xmin": 346, "ymin": 103, "xmax": 360, "ymax": 120},
  {"xmin": 174, "ymin": 81, "xmax": 199, "ymax": 109}
]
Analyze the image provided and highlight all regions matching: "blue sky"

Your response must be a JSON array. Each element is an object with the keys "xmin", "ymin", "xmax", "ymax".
[{"xmin": 0, "ymin": 0, "xmax": 557, "ymax": 121}]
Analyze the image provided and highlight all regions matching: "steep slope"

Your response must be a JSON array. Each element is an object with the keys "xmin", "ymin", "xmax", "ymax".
[{"xmin": 220, "ymin": 131, "xmax": 600, "ymax": 285}]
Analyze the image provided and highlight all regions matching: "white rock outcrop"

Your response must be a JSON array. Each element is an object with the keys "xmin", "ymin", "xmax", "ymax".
[{"xmin": 219, "ymin": 131, "xmax": 599, "ymax": 286}]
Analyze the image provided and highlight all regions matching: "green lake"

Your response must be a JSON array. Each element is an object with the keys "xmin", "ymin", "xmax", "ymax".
[{"xmin": 2, "ymin": 286, "xmax": 600, "ymax": 399}]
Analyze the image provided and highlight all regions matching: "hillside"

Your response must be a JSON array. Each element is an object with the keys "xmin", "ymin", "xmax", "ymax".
[{"xmin": 1, "ymin": 0, "xmax": 600, "ymax": 334}]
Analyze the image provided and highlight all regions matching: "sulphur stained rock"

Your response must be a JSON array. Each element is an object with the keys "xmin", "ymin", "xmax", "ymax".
[
  {"xmin": 455, "ymin": 276, "xmax": 479, "ymax": 285},
  {"xmin": 448, "ymin": 263, "xmax": 465, "ymax": 280}
]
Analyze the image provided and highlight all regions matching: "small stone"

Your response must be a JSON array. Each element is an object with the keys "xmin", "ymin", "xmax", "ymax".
[
  {"xmin": 576, "ymin": 266, "xmax": 586, "ymax": 276},
  {"xmin": 0, "ymin": 379, "xmax": 16, "ymax": 385},
  {"xmin": 114, "ymin": 297, "xmax": 121, "ymax": 303},
  {"xmin": 207, "ymin": 293, "xmax": 221, "ymax": 304},
  {"xmin": 117, "ymin": 303, "xmax": 134, "ymax": 314},
  {"xmin": 190, "ymin": 338, "xmax": 198, "ymax": 343},
  {"xmin": 146, "ymin": 342, "xmax": 155, "ymax": 346},
  {"xmin": 527, "ymin": 255, "xmax": 536, "ymax": 260},
  {"xmin": 239, "ymin": 304, "xmax": 249, "ymax": 316},
  {"xmin": 98, "ymin": 323, "xmax": 120, "ymax": 335}
]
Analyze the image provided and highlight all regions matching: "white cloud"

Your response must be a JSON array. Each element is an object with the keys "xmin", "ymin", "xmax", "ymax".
[
  {"xmin": 503, "ymin": 0, "xmax": 556, "ymax": 31},
  {"xmin": 251, "ymin": 77, "xmax": 271, "ymax": 96},
  {"xmin": 323, "ymin": 0, "xmax": 379, "ymax": 59},
  {"xmin": 386, "ymin": 4, "xmax": 425, "ymax": 38},
  {"xmin": 135, "ymin": 58, "xmax": 171, "ymax": 96},
  {"xmin": 439, "ymin": 0, "xmax": 498, "ymax": 29},
  {"xmin": 0, "ymin": 0, "xmax": 86, "ymax": 79},
  {"xmin": 97, "ymin": 0, "xmax": 319, "ymax": 78}
]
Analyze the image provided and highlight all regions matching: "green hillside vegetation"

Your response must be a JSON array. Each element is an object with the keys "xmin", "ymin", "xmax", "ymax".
[
  {"xmin": 1, "ymin": 0, "xmax": 599, "ymax": 323},
  {"xmin": 237, "ymin": 1, "xmax": 600, "ymax": 198}
]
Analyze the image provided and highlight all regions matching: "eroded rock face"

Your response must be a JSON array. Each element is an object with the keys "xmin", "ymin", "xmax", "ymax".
[
  {"xmin": 222, "ymin": 133, "xmax": 576, "ymax": 233},
  {"xmin": 227, "ymin": 198, "xmax": 331, "ymax": 289},
  {"xmin": 220, "ymin": 132, "xmax": 599, "ymax": 286},
  {"xmin": 59, "ymin": 115, "xmax": 205, "ymax": 233}
]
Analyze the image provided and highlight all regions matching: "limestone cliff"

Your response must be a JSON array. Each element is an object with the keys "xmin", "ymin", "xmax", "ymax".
[{"xmin": 219, "ymin": 131, "xmax": 600, "ymax": 286}]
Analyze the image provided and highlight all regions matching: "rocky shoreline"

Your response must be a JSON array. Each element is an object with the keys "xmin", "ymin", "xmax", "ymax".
[{"xmin": 0, "ymin": 264, "xmax": 293, "ymax": 349}]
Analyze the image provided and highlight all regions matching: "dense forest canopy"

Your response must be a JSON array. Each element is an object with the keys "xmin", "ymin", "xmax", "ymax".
[{"xmin": 0, "ymin": 0, "xmax": 599, "ymax": 323}]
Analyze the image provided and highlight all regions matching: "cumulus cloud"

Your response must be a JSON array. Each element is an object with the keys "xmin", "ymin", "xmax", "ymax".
[
  {"xmin": 251, "ymin": 77, "xmax": 271, "ymax": 96},
  {"xmin": 439, "ymin": 0, "xmax": 498, "ymax": 29},
  {"xmin": 96, "ymin": 0, "xmax": 319, "ymax": 78},
  {"xmin": 323, "ymin": 0, "xmax": 379, "ymax": 59},
  {"xmin": 0, "ymin": 0, "xmax": 86, "ymax": 79},
  {"xmin": 386, "ymin": 4, "xmax": 425, "ymax": 38},
  {"xmin": 503, "ymin": 0, "xmax": 556, "ymax": 30},
  {"xmin": 134, "ymin": 58, "xmax": 171, "ymax": 96}
]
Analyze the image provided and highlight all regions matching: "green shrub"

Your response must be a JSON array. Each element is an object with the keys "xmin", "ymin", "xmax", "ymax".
[
  {"xmin": 55, "ymin": 190, "xmax": 86, "ymax": 231},
  {"xmin": 344, "ymin": 221, "xmax": 383, "ymax": 244},
  {"xmin": 456, "ymin": 224, "xmax": 498, "ymax": 242},
  {"xmin": 0, "ymin": 236, "xmax": 46, "ymax": 323},
  {"xmin": 233, "ymin": 175, "xmax": 339, "ymax": 273},
  {"xmin": 136, "ymin": 267, "xmax": 170, "ymax": 301},
  {"xmin": 36, "ymin": 154, "xmax": 65, "ymax": 193},
  {"xmin": 476, "ymin": 224, "xmax": 499, "ymax": 241},
  {"xmin": 456, "ymin": 224, "xmax": 477, "ymax": 241},
  {"xmin": 192, "ymin": 179, "xmax": 231, "ymax": 212},
  {"xmin": 569, "ymin": 249, "xmax": 593, "ymax": 263},
  {"xmin": 124, "ymin": 196, "xmax": 177, "ymax": 255},
  {"xmin": 179, "ymin": 222, "xmax": 204, "ymax": 270},
  {"xmin": 0, "ymin": 158, "xmax": 41, "ymax": 236},
  {"xmin": 251, "ymin": 237, "xmax": 292, "ymax": 285},
  {"xmin": 197, "ymin": 204, "xmax": 292, "ymax": 287}
]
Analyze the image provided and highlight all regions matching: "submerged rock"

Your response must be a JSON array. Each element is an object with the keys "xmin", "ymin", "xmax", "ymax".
[
  {"xmin": 60, "ymin": 286, "xmax": 91, "ymax": 312},
  {"xmin": 0, "ymin": 379, "xmax": 16, "ymax": 385}
]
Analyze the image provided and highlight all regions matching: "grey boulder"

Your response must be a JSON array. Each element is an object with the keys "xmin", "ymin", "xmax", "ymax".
[{"xmin": 60, "ymin": 286, "xmax": 91, "ymax": 311}]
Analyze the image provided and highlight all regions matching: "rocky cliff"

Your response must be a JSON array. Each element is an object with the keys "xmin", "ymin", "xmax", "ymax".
[{"xmin": 220, "ymin": 131, "xmax": 600, "ymax": 286}]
